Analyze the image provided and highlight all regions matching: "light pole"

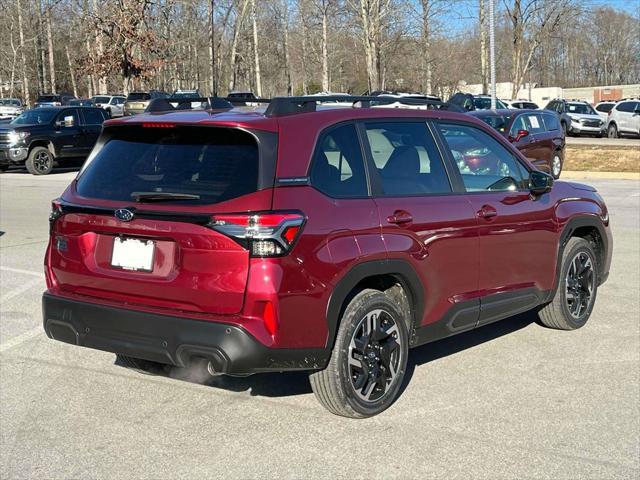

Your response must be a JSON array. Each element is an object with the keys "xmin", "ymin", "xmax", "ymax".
[{"xmin": 488, "ymin": 0, "xmax": 496, "ymax": 109}]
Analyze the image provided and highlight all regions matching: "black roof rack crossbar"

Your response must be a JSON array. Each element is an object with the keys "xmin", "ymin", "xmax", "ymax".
[{"xmin": 264, "ymin": 95, "xmax": 451, "ymax": 117}]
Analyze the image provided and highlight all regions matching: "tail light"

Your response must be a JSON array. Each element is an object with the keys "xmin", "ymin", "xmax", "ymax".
[
  {"xmin": 209, "ymin": 211, "xmax": 305, "ymax": 257},
  {"xmin": 49, "ymin": 199, "xmax": 63, "ymax": 233}
]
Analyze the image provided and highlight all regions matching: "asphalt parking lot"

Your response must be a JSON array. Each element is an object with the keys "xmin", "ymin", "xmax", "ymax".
[{"xmin": 1, "ymin": 169, "xmax": 638, "ymax": 479}]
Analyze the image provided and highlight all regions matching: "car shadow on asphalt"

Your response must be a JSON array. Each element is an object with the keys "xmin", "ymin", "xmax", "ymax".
[
  {"xmin": 127, "ymin": 310, "xmax": 538, "ymax": 399},
  {"xmin": 2, "ymin": 163, "xmax": 82, "ymax": 175}
]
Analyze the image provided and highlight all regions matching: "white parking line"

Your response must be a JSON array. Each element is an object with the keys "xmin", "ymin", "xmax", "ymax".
[
  {"xmin": 0, "ymin": 266, "xmax": 45, "ymax": 278},
  {"xmin": 0, "ymin": 277, "xmax": 44, "ymax": 304},
  {"xmin": 0, "ymin": 327, "xmax": 43, "ymax": 354}
]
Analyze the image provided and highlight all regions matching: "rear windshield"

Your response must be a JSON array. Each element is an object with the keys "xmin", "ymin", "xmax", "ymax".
[
  {"xmin": 127, "ymin": 93, "xmax": 151, "ymax": 101},
  {"xmin": 93, "ymin": 96, "xmax": 111, "ymax": 103},
  {"xmin": 37, "ymin": 95, "xmax": 59, "ymax": 102},
  {"xmin": 596, "ymin": 103, "xmax": 614, "ymax": 113},
  {"xmin": 76, "ymin": 126, "xmax": 260, "ymax": 205}
]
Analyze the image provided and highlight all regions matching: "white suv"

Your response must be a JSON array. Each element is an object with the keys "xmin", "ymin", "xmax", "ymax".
[
  {"xmin": 91, "ymin": 95, "xmax": 126, "ymax": 117},
  {"xmin": 606, "ymin": 100, "xmax": 640, "ymax": 138}
]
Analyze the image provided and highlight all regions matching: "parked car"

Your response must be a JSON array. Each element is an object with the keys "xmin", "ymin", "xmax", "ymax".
[
  {"xmin": 43, "ymin": 97, "xmax": 612, "ymax": 418},
  {"xmin": 92, "ymin": 95, "xmax": 127, "ymax": 117},
  {"xmin": 594, "ymin": 101, "xmax": 616, "ymax": 122},
  {"xmin": 123, "ymin": 90, "xmax": 169, "ymax": 116},
  {"xmin": 0, "ymin": 98, "xmax": 24, "ymax": 120},
  {"xmin": 170, "ymin": 89, "xmax": 201, "ymax": 99},
  {"xmin": 543, "ymin": 99, "xmax": 604, "ymax": 137},
  {"xmin": 68, "ymin": 98, "xmax": 94, "ymax": 107},
  {"xmin": 606, "ymin": 99, "xmax": 640, "ymax": 138},
  {"xmin": 448, "ymin": 92, "xmax": 508, "ymax": 111},
  {"xmin": 34, "ymin": 94, "xmax": 76, "ymax": 108},
  {"xmin": 469, "ymin": 108, "xmax": 565, "ymax": 178},
  {"xmin": 226, "ymin": 91, "xmax": 260, "ymax": 106},
  {"xmin": 504, "ymin": 99, "xmax": 539, "ymax": 110},
  {"xmin": 0, "ymin": 106, "xmax": 108, "ymax": 174}
]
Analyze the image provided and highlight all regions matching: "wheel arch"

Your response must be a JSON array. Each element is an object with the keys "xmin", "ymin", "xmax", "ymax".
[
  {"xmin": 325, "ymin": 260, "xmax": 425, "ymax": 350},
  {"xmin": 28, "ymin": 140, "xmax": 56, "ymax": 157}
]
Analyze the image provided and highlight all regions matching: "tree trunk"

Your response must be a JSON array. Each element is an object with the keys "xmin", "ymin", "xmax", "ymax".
[
  {"xmin": 209, "ymin": 0, "xmax": 215, "ymax": 95},
  {"xmin": 36, "ymin": 0, "xmax": 46, "ymax": 94},
  {"xmin": 480, "ymin": 0, "xmax": 488, "ymax": 94},
  {"xmin": 321, "ymin": 6, "xmax": 329, "ymax": 91},
  {"xmin": 282, "ymin": 0, "xmax": 292, "ymax": 95},
  {"xmin": 421, "ymin": 0, "xmax": 432, "ymax": 94},
  {"xmin": 46, "ymin": 6, "xmax": 56, "ymax": 94},
  {"xmin": 92, "ymin": 0, "xmax": 107, "ymax": 94},
  {"xmin": 300, "ymin": 2, "xmax": 309, "ymax": 94},
  {"xmin": 65, "ymin": 46, "xmax": 78, "ymax": 98},
  {"xmin": 17, "ymin": 0, "xmax": 30, "ymax": 106},
  {"xmin": 228, "ymin": 0, "xmax": 250, "ymax": 92},
  {"xmin": 251, "ymin": 0, "xmax": 262, "ymax": 96}
]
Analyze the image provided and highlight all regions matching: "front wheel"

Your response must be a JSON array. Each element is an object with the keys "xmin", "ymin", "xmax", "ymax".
[
  {"xmin": 25, "ymin": 146, "xmax": 54, "ymax": 175},
  {"xmin": 607, "ymin": 124, "xmax": 618, "ymax": 139},
  {"xmin": 538, "ymin": 237, "xmax": 598, "ymax": 330},
  {"xmin": 309, "ymin": 289, "xmax": 409, "ymax": 418}
]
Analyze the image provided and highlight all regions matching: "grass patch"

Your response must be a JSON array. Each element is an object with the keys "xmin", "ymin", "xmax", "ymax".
[{"xmin": 565, "ymin": 145, "xmax": 640, "ymax": 172}]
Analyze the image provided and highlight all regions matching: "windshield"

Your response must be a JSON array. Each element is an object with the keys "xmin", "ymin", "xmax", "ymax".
[
  {"xmin": 568, "ymin": 103, "xmax": 596, "ymax": 115},
  {"xmin": 37, "ymin": 95, "xmax": 58, "ymax": 102},
  {"xmin": 0, "ymin": 99, "xmax": 21, "ymax": 107},
  {"xmin": 77, "ymin": 126, "xmax": 261, "ymax": 205},
  {"xmin": 477, "ymin": 114, "xmax": 512, "ymax": 133},
  {"xmin": 473, "ymin": 98, "xmax": 507, "ymax": 110},
  {"xmin": 127, "ymin": 93, "xmax": 151, "ymax": 101},
  {"xmin": 171, "ymin": 92, "xmax": 198, "ymax": 99},
  {"xmin": 11, "ymin": 109, "xmax": 56, "ymax": 125},
  {"xmin": 93, "ymin": 96, "xmax": 111, "ymax": 104}
]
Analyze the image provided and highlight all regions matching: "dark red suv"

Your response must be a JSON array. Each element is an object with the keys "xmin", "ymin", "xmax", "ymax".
[
  {"xmin": 469, "ymin": 109, "xmax": 565, "ymax": 179},
  {"xmin": 43, "ymin": 96, "xmax": 612, "ymax": 418}
]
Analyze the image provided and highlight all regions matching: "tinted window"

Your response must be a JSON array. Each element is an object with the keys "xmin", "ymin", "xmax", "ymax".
[
  {"xmin": 438, "ymin": 123, "xmax": 527, "ymax": 192},
  {"xmin": 542, "ymin": 113, "xmax": 560, "ymax": 131},
  {"xmin": 364, "ymin": 122, "xmax": 451, "ymax": 196},
  {"xmin": 82, "ymin": 109, "xmax": 105, "ymax": 125},
  {"xmin": 595, "ymin": 103, "xmax": 614, "ymax": 113},
  {"xmin": 476, "ymin": 114, "xmax": 511, "ymax": 133},
  {"xmin": 524, "ymin": 114, "xmax": 545, "ymax": 134},
  {"xmin": 77, "ymin": 127, "xmax": 260, "ymax": 205},
  {"xmin": 37, "ymin": 95, "xmax": 60, "ymax": 102},
  {"xmin": 127, "ymin": 92, "xmax": 151, "ymax": 101},
  {"xmin": 93, "ymin": 96, "xmax": 111, "ymax": 104},
  {"xmin": 616, "ymin": 102, "xmax": 635, "ymax": 113},
  {"xmin": 310, "ymin": 124, "xmax": 368, "ymax": 198}
]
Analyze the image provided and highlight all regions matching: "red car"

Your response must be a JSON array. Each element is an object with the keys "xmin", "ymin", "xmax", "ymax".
[
  {"xmin": 469, "ymin": 109, "xmax": 565, "ymax": 179},
  {"xmin": 43, "ymin": 96, "xmax": 612, "ymax": 418}
]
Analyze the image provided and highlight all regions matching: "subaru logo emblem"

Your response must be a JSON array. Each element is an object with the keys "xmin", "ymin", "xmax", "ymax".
[{"xmin": 115, "ymin": 209, "xmax": 134, "ymax": 222}]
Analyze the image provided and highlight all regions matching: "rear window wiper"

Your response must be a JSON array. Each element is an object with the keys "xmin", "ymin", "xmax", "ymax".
[{"xmin": 131, "ymin": 191, "xmax": 201, "ymax": 202}]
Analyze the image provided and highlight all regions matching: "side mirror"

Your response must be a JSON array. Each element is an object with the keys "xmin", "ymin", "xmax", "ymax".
[
  {"xmin": 529, "ymin": 170, "xmax": 553, "ymax": 195},
  {"xmin": 509, "ymin": 129, "xmax": 529, "ymax": 142},
  {"xmin": 56, "ymin": 116, "xmax": 75, "ymax": 128}
]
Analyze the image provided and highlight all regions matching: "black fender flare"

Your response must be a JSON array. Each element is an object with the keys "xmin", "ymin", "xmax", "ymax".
[
  {"xmin": 324, "ymin": 259, "xmax": 425, "ymax": 349},
  {"xmin": 548, "ymin": 214, "xmax": 608, "ymax": 302}
]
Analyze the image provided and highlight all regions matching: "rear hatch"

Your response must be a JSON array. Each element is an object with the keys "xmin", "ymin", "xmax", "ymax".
[{"xmin": 48, "ymin": 123, "xmax": 276, "ymax": 315}]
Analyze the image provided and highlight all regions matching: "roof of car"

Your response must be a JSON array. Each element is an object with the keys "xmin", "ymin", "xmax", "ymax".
[{"xmin": 469, "ymin": 108, "xmax": 542, "ymax": 117}]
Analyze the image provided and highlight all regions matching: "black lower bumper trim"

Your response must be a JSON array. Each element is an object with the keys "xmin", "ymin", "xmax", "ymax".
[{"xmin": 42, "ymin": 293, "xmax": 330, "ymax": 375}]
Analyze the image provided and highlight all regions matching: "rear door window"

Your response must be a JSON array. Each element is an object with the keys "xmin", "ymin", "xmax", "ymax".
[
  {"xmin": 364, "ymin": 122, "xmax": 451, "ymax": 196},
  {"xmin": 309, "ymin": 123, "xmax": 368, "ymax": 198},
  {"xmin": 77, "ymin": 126, "xmax": 261, "ymax": 205}
]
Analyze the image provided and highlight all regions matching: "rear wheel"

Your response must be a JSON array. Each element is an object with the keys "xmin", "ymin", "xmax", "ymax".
[
  {"xmin": 607, "ymin": 123, "xmax": 618, "ymax": 139},
  {"xmin": 309, "ymin": 289, "xmax": 409, "ymax": 418},
  {"xmin": 116, "ymin": 354, "xmax": 165, "ymax": 375},
  {"xmin": 551, "ymin": 152, "xmax": 563, "ymax": 179},
  {"xmin": 25, "ymin": 146, "xmax": 54, "ymax": 175},
  {"xmin": 538, "ymin": 237, "xmax": 598, "ymax": 330}
]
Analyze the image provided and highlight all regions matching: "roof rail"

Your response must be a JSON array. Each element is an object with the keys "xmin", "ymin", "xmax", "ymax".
[
  {"xmin": 145, "ymin": 97, "xmax": 233, "ymax": 113},
  {"xmin": 264, "ymin": 95, "xmax": 452, "ymax": 117}
]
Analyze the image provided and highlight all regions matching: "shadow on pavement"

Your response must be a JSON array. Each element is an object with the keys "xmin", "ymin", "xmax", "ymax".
[{"xmin": 118, "ymin": 310, "xmax": 538, "ymax": 399}]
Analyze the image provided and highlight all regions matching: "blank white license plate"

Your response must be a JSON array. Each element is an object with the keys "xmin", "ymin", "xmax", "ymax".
[{"xmin": 111, "ymin": 237, "xmax": 155, "ymax": 272}]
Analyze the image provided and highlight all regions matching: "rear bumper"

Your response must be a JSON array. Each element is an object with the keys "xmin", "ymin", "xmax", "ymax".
[{"xmin": 42, "ymin": 293, "xmax": 329, "ymax": 375}]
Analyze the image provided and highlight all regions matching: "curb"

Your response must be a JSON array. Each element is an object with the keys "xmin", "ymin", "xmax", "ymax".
[{"xmin": 562, "ymin": 171, "xmax": 640, "ymax": 180}]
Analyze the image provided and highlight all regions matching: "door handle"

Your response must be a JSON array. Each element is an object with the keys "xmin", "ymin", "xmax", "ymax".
[
  {"xmin": 387, "ymin": 210, "xmax": 413, "ymax": 225},
  {"xmin": 477, "ymin": 205, "xmax": 497, "ymax": 219}
]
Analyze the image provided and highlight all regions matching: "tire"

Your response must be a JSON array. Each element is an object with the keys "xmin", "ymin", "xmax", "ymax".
[
  {"xmin": 0, "ymin": 165, "xmax": 9, "ymax": 172},
  {"xmin": 309, "ymin": 289, "xmax": 409, "ymax": 418},
  {"xmin": 562, "ymin": 122, "xmax": 569, "ymax": 136},
  {"xmin": 538, "ymin": 237, "xmax": 598, "ymax": 330},
  {"xmin": 551, "ymin": 151, "xmax": 563, "ymax": 179},
  {"xmin": 607, "ymin": 123, "xmax": 618, "ymax": 139},
  {"xmin": 116, "ymin": 354, "xmax": 165, "ymax": 375},
  {"xmin": 106, "ymin": 108, "xmax": 112, "ymax": 118},
  {"xmin": 25, "ymin": 146, "xmax": 54, "ymax": 175}
]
